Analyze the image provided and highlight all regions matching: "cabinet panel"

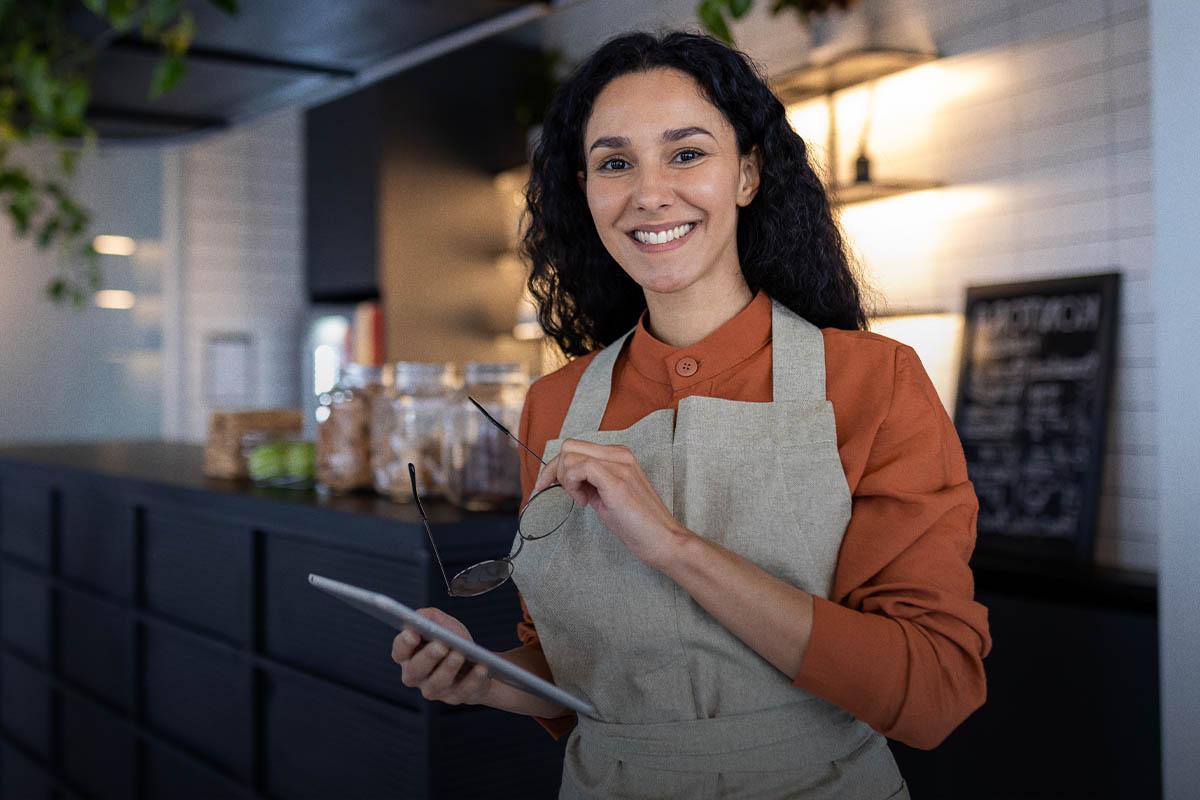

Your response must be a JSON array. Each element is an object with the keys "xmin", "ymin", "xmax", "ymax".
[
  {"xmin": 61, "ymin": 694, "xmax": 137, "ymax": 800},
  {"xmin": 0, "ymin": 653, "xmax": 53, "ymax": 759},
  {"xmin": 304, "ymin": 85, "xmax": 380, "ymax": 303},
  {"xmin": 61, "ymin": 481, "xmax": 134, "ymax": 599},
  {"xmin": 144, "ymin": 626, "xmax": 253, "ymax": 781},
  {"xmin": 0, "ymin": 476, "xmax": 54, "ymax": 567},
  {"xmin": 143, "ymin": 509, "xmax": 250, "ymax": 644},
  {"xmin": 145, "ymin": 741, "xmax": 251, "ymax": 800},
  {"xmin": 59, "ymin": 591, "xmax": 132, "ymax": 712},
  {"xmin": 1, "ymin": 741, "xmax": 54, "ymax": 800},
  {"xmin": 264, "ymin": 534, "xmax": 422, "ymax": 703},
  {"xmin": 265, "ymin": 671, "xmax": 424, "ymax": 800},
  {"xmin": 0, "ymin": 563, "xmax": 52, "ymax": 666},
  {"xmin": 432, "ymin": 706, "xmax": 566, "ymax": 797}
]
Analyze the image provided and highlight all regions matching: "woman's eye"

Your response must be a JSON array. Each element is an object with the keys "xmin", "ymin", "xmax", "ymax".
[
  {"xmin": 598, "ymin": 157, "xmax": 630, "ymax": 171},
  {"xmin": 674, "ymin": 149, "xmax": 704, "ymax": 163}
]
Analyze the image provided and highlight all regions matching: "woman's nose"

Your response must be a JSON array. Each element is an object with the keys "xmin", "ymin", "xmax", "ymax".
[{"xmin": 632, "ymin": 164, "xmax": 673, "ymax": 210}]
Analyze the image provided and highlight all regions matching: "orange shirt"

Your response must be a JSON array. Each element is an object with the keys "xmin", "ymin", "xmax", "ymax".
[{"xmin": 515, "ymin": 290, "xmax": 991, "ymax": 750}]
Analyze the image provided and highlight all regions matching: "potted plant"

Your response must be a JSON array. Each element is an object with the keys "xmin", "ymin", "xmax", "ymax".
[{"xmin": 0, "ymin": 0, "xmax": 237, "ymax": 306}]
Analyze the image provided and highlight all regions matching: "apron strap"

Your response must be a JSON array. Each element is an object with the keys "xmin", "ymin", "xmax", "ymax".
[
  {"xmin": 558, "ymin": 327, "xmax": 634, "ymax": 438},
  {"xmin": 769, "ymin": 299, "xmax": 827, "ymax": 405}
]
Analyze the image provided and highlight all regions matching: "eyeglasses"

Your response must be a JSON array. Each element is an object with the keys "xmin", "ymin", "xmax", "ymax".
[{"xmin": 408, "ymin": 397, "xmax": 575, "ymax": 597}]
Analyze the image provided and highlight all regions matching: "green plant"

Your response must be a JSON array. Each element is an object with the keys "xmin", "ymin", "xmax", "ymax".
[
  {"xmin": 0, "ymin": 0, "xmax": 238, "ymax": 306},
  {"xmin": 697, "ymin": 0, "xmax": 861, "ymax": 45}
]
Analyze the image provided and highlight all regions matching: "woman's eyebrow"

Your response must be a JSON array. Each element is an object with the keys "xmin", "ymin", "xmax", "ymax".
[
  {"xmin": 663, "ymin": 126, "xmax": 714, "ymax": 142},
  {"xmin": 587, "ymin": 126, "xmax": 716, "ymax": 154},
  {"xmin": 588, "ymin": 135, "xmax": 628, "ymax": 153}
]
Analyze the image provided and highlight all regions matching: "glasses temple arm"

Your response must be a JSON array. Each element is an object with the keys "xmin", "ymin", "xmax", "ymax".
[
  {"xmin": 468, "ymin": 396, "xmax": 547, "ymax": 466},
  {"xmin": 409, "ymin": 463, "xmax": 453, "ymax": 594}
]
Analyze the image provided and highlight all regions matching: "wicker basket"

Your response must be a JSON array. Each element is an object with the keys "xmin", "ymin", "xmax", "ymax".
[{"xmin": 204, "ymin": 409, "xmax": 304, "ymax": 479}]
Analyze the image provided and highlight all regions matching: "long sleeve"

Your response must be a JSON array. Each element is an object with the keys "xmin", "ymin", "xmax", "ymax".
[{"xmin": 792, "ymin": 343, "xmax": 992, "ymax": 749}]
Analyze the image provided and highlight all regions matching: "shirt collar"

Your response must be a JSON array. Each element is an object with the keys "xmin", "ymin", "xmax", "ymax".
[{"xmin": 626, "ymin": 290, "xmax": 772, "ymax": 391}]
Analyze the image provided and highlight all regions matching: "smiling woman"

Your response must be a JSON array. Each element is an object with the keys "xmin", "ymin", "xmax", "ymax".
[
  {"xmin": 390, "ymin": 31, "xmax": 990, "ymax": 800},
  {"xmin": 580, "ymin": 68, "xmax": 759, "ymax": 343}
]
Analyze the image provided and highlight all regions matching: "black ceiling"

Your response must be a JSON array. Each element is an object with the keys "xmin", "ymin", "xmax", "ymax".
[{"xmin": 71, "ymin": 0, "xmax": 550, "ymax": 140}]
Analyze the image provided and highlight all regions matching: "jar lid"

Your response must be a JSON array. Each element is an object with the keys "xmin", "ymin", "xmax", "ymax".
[
  {"xmin": 341, "ymin": 362, "xmax": 383, "ymax": 388},
  {"xmin": 386, "ymin": 361, "xmax": 457, "ymax": 388},
  {"xmin": 463, "ymin": 362, "xmax": 529, "ymax": 384}
]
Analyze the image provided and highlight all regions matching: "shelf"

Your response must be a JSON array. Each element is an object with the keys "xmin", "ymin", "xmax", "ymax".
[
  {"xmin": 832, "ymin": 179, "xmax": 943, "ymax": 206},
  {"xmin": 771, "ymin": 48, "xmax": 937, "ymax": 105}
]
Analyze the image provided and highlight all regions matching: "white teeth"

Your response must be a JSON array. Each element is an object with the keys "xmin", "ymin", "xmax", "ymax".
[{"xmin": 634, "ymin": 223, "xmax": 694, "ymax": 245}]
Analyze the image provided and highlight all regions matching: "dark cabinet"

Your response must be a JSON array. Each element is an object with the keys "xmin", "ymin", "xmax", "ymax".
[
  {"xmin": 304, "ymin": 39, "xmax": 532, "ymax": 303},
  {"xmin": 0, "ymin": 444, "xmax": 565, "ymax": 799},
  {"xmin": 304, "ymin": 85, "xmax": 381, "ymax": 303}
]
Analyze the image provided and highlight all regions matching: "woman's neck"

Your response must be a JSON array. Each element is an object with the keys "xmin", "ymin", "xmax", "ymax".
[{"xmin": 643, "ymin": 277, "xmax": 755, "ymax": 349}]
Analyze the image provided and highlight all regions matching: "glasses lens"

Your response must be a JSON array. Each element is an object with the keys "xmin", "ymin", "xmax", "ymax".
[
  {"xmin": 518, "ymin": 484, "xmax": 575, "ymax": 540},
  {"xmin": 450, "ymin": 559, "xmax": 514, "ymax": 597}
]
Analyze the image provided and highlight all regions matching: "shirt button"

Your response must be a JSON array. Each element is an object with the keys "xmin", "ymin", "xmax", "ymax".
[{"xmin": 675, "ymin": 356, "xmax": 699, "ymax": 377}]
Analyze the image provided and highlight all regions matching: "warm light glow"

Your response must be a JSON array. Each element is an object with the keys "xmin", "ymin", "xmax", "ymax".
[
  {"xmin": 869, "ymin": 312, "xmax": 965, "ymax": 413},
  {"xmin": 839, "ymin": 185, "xmax": 999, "ymax": 294},
  {"xmin": 313, "ymin": 344, "xmax": 341, "ymax": 395},
  {"xmin": 512, "ymin": 293, "xmax": 542, "ymax": 341},
  {"xmin": 93, "ymin": 235, "xmax": 137, "ymax": 256},
  {"xmin": 784, "ymin": 56, "xmax": 1008, "ymax": 187},
  {"xmin": 94, "ymin": 290, "xmax": 135, "ymax": 309},
  {"xmin": 787, "ymin": 100, "xmax": 832, "ymax": 178},
  {"xmin": 313, "ymin": 315, "xmax": 349, "ymax": 346}
]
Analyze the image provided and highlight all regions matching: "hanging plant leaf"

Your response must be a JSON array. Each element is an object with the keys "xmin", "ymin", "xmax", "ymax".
[
  {"xmin": 697, "ymin": 0, "xmax": 735, "ymax": 44},
  {"xmin": 0, "ymin": 0, "xmax": 237, "ymax": 305},
  {"xmin": 729, "ymin": 0, "xmax": 754, "ymax": 18},
  {"xmin": 150, "ymin": 52, "xmax": 187, "ymax": 97},
  {"xmin": 698, "ymin": 0, "xmax": 861, "ymax": 44}
]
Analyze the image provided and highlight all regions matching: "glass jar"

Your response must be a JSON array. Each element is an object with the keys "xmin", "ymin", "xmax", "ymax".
[
  {"xmin": 371, "ymin": 362, "xmax": 457, "ymax": 501},
  {"xmin": 443, "ymin": 362, "xmax": 530, "ymax": 511},
  {"xmin": 315, "ymin": 362, "xmax": 381, "ymax": 492}
]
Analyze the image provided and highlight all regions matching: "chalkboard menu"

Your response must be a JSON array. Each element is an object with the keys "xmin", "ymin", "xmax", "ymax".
[{"xmin": 953, "ymin": 273, "xmax": 1120, "ymax": 564}]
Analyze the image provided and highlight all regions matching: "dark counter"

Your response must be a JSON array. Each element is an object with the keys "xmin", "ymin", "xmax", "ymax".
[{"xmin": 0, "ymin": 442, "xmax": 565, "ymax": 800}]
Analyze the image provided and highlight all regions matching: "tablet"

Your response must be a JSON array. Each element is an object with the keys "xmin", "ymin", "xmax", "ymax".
[{"xmin": 308, "ymin": 574, "xmax": 595, "ymax": 715}]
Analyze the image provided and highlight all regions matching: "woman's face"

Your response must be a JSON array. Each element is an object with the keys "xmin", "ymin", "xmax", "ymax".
[{"xmin": 580, "ymin": 68, "xmax": 760, "ymax": 301}]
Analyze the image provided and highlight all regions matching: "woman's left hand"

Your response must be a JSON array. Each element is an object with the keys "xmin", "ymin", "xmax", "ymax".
[{"xmin": 532, "ymin": 438, "xmax": 689, "ymax": 570}]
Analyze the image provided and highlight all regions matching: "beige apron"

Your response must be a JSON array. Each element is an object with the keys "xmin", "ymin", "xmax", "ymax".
[{"xmin": 515, "ymin": 300, "xmax": 908, "ymax": 799}]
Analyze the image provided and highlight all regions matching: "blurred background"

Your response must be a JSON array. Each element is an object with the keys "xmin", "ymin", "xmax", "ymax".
[{"xmin": 0, "ymin": 1, "xmax": 1196, "ymax": 798}]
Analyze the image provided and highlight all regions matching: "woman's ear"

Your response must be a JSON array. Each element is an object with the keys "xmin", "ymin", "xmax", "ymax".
[
  {"xmin": 736, "ymin": 146, "xmax": 762, "ymax": 207},
  {"xmin": 577, "ymin": 170, "xmax": 586, "ymax": 191}
]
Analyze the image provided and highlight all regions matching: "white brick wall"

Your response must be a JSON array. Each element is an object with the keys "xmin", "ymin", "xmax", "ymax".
[
  {"xmin": 163, "ymin": 110, "xmax": 307, "ymax": 442},
  {"xmin": 794, "ymin": 0, "xmax": 1155, "ymax": 571}
]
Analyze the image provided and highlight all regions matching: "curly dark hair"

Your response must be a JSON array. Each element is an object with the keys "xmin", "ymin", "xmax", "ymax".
[{"xmin": 523, "ymin": 30, "xmax": 869, "ymax": 357}]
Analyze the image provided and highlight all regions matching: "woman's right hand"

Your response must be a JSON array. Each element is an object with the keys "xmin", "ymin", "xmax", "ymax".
[{"xmin": 391, "ymin": 607, "xmax": 492, "ymax": 706}]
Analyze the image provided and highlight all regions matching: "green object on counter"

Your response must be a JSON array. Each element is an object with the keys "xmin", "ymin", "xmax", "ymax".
[
  {"xmin": 248, "ymin": 441, "xmax": 287, "ymax": 481},
  {"xmin": 247, "ymin": 438, "xmax": 314, "ymax": 486},
  {"xmin": 284, "ymin": 441, "xmax": 315, "ymax": 479}
]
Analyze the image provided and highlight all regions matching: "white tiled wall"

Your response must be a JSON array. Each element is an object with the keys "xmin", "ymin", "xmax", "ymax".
[
  {"xmin": 790, "ymin": 0, "xmax": 1155, "ymax": 571},
  {"xmin": 164, "ymin": 110, "xmax": 307, "ymax": 442}
]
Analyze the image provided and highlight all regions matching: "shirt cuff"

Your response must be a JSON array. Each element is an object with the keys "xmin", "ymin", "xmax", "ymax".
[{"xmin": 792, "ymin": 595, "xmax": 906, "ymax": 731}]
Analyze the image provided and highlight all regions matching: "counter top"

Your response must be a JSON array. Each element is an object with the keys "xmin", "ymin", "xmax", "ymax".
[
  {"xmin": 0, "ymin": 440, "xmax": 517, "ymax": 561},
  {"xmin": 0, "ymin": 440, "xmax": 1157, "ymax": 610}
]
